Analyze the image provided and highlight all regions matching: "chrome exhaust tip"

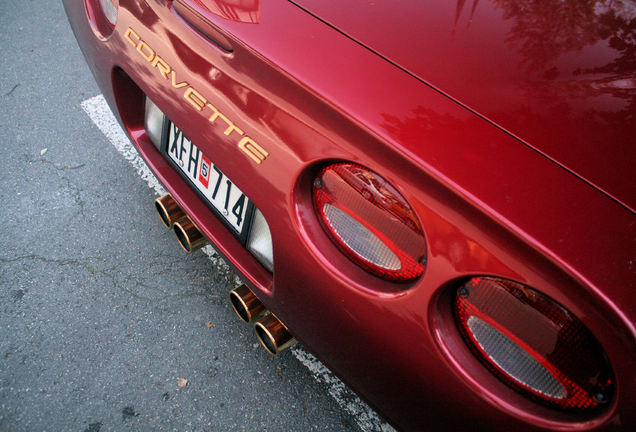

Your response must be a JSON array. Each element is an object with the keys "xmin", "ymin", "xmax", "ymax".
[
  {"xmin": 154, "ymin": 194, "xmax": 185, "ymax": 228},
  {"xmin": 254, "ymin": 314, "xmax": 296, "ymax": 355},
  {"xmin": 230, "ymin": 284, "xmax": 266, "ymax": 323},
  {"xmin": 173, "ymin": 217, "xmax": 206, "ymax": 253}
]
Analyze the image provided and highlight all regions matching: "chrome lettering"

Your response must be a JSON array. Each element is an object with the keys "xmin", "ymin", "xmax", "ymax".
[
  {"xmin": 238, "ymin": 137, "xmax": 268, "ymax": 164},
  {"xmin": 137, "ymin": 41, "xmax": 155, "ymax": 62},
  {"xmin": 185, "ymin": 87, "xmax": 207, "ymax": 111},
  {"xmin": 151, "ymin": 56, "xmax": 171, "ymax": 79},
  {"xmin": 170, "ymin": 70, "xmax": 188, "ymax": 89},
  {"xmin": 206, "ymin": 104, "xmax": 243, "ymax": 137},
  {"xmin": 124, "ymin": 28, "xmax": 140, "ymax": 47},
  {"xmin": 125, "ymin": 27, "xmax": 268, "ymax": 164}
]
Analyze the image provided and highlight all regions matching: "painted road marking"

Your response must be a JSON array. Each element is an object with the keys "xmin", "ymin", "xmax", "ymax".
[{"xmin": 81, "ymin": 94, "xmax": 393, "ymax": 432}]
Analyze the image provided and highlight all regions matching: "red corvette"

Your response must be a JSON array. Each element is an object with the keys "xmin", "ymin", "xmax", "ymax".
[{"xmin": 65, "ymin": 1, "xmax": 635, "ymax": 430}]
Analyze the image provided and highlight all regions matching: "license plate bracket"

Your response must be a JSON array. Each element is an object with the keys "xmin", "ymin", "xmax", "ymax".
[{"xmin": 160, "ymin": 119, "xmax": 254, "ymax": 244}]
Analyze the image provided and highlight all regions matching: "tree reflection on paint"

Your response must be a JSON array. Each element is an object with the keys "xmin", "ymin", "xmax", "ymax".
[{"xmin": 454, "ymin": 0, "xmax": 635, "ymax": 78}]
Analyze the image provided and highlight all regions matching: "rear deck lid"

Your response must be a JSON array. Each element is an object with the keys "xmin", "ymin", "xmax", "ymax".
[{"xmin": 290, "ymin": 0, "xmax": 636, "ymax": 212}]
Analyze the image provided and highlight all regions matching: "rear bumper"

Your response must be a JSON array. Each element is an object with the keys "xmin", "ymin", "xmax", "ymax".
[{"xmin": 64, "ymin": 1, "xmax": 635, "ymax": 430}]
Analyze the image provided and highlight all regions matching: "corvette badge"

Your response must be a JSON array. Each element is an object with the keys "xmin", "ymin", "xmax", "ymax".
[{"xmin": 125, "ymin": 28, "xmax": 268, "ymax": 164}]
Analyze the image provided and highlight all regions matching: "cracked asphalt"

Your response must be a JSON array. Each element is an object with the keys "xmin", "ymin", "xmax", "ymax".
[{"xmin": 0, "ymin": 2, "xmax": 362, "ymax": 431}]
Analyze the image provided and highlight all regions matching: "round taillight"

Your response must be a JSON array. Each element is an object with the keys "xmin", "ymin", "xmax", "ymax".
[
  {"xmin": 455, "ymin": 277, "xmax": 613, "ymax": 410},
  {"xmin": 99, "ymin": 0, "xmax": 118, "ymax": 27},
  {"xmin": 312, "ymin": 163, "xmax": 426, "ymax": 281},
  {"xmin": 86, "ymin": 0, "xmax": 119, "ymax": 37}
]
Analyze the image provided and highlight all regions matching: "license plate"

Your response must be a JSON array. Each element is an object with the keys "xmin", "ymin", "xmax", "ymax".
[{"xmin": 163, "ymin": 121, "xmax": 251, "ymax": 235}]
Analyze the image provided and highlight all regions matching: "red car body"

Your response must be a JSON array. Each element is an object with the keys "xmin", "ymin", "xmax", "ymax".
[{"xmin": 64, "ymin": 1, "xmax": 635, "ymax": 430}]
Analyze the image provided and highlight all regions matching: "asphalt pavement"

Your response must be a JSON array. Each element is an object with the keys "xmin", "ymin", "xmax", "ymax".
[{"xmin": 0, "ymin": 2, "xmax": 383, "ymax": 431}]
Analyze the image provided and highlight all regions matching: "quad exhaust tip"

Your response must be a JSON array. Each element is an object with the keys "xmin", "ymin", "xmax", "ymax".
[
  {"xmin": 229, "ymin": 285, "xmax": 295, "ymax": 355},
  {"xmin": 154, "ymin": 194, "xmax": 185, "ymax": 228},
  {"xmin": 254, "ymin": 314, "xmax": 296, "ymax": 355},
  {"xmin": 230, "ymin": 284, "xmax": 266, "ymax": 323},
  {"xmin": 154, "ymin": 194, "xmax": 207, "ymax": 253},
  {"xmin": 174, "ymin": 217, "xmax": 206, "ymax": 253},
  {"xmin": 156, "ymin": 196, "xmax": 294, "ymax": 354}
]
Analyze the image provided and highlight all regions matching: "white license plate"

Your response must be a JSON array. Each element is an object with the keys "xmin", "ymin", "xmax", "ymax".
[{"xmin": 165, "ymin": 122, "xmax": 250, "ymax": 234}]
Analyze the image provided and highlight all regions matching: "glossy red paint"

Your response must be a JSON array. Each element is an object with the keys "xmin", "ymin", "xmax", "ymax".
[
  {"xmin": 292, "ymin": 0, "xmax": 636, "ymax": 213},
  {"xmin": 65, "ymin": 1, "xmax": 635, "ymax": 430}
]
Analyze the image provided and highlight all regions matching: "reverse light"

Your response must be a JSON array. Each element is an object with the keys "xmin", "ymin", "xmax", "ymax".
[
  {"xmin": 312, "ymin": 163, "xmax": 426, "ymax": 281},
  {"xmin": 99, "ymin": 0, "xmax": 118, "ymax": 27},
  {"xmin": 247, "ymin": 209, "xmax": 273, "ymax": 272},
  {"xmin": 144, "ymin": 97, "xmax": 164, "ymax": 150},
  {"xmin": 455, "ymin": 277, "xmax": 613, "ymax": 410}
]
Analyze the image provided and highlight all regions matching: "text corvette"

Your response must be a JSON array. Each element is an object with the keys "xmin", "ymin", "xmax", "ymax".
[
  {"xmin": 65, "ymin": 1, "xmax": 635, "ymax": 430},
  {"xmin": 125, "ymin": 26, "xmax": 269, "ymax": 164}
]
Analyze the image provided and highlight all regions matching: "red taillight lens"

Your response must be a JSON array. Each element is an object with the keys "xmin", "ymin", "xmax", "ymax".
[
  {"xmin": 455, "ymin": 277, "xmax": 613, "ymax": 410},
  {"xmin": 312, "ymin": 163, "xmax": 426, "ymax": 281}
]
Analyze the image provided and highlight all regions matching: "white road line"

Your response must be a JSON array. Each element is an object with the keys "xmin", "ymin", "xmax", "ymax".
[
  {"xmin": 79, "ymin": 95, "xmax": 238, "ymax": 276},
  {"xmin": 291, "ymin": 349, "xmax": 395, "ymax": 432},
  {"xmin": 80, "ymin": 95, "xmax": 166, "ymax": 197},
  {"xmin": 81, "ymin": 94, "xmax": 394, "ymax": 432}
]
